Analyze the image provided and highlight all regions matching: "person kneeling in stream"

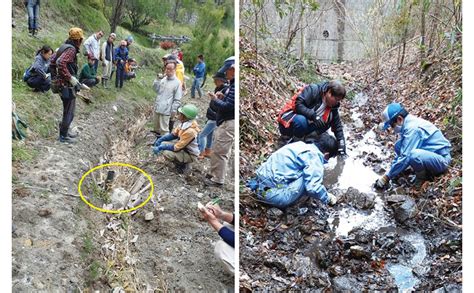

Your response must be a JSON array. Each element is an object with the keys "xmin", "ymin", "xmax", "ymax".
[
  {"xmin": 374, "ymin": 103, "xmax": 452, "ymax": 189},
  {"xmin": 247, "ymin": 133, "xmax": 339, "ymax": 209},
  {"xmin": 152, "ymin": 104, "xmax": 200, "ymax": 173}
]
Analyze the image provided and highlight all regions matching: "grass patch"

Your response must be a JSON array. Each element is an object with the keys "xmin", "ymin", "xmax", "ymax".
[{"xmin": 12, "ymin": 142, "xmax": 38, "ymax": 162}]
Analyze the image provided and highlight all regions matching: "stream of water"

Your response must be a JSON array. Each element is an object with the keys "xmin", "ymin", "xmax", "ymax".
[{"xmin": 322, "ymin": 96, "xmax": 427, "ymax": 291}]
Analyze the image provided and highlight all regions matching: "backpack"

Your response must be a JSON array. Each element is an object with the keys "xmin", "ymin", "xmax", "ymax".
[
  {"xmin": 49, "ymin": 44, "xmax": 75, "ymax": 93},
  {"xmin": 22, "ymin": 66, "xmax": 32, "ymax": 82},
  {"xmin": 277, "ymin": 85, "xmax": 307, "ymax": 128}
]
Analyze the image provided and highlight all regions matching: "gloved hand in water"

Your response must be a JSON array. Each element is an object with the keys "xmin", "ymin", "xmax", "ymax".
[
  {"xmin": 327, "ymin": 192, "xmax": 337, "ymax": 206},
  {"xmin": 338, "ymin": 139, "xmax": 347, "ymax": 158},
  {"xmin": 374, "ymin": 175, "xmax": 389, "ymax": 190},
  {"xmin": 153, "ymin": 143, "xmax": 174, "ymax": 154}
]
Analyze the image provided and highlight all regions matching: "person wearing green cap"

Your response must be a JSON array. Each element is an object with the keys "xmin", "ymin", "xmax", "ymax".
[{"xmin": 152, "ymin": 104, "xmax": 200, "ymax": 173}]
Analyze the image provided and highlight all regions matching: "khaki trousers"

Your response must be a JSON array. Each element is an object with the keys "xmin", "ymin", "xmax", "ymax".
[
  {"xmin": 209, "ymin": 119, "xmax": 234, "ymax": 184},
  {"xmin": 214, "ymin": 240, "xmax": 235, "ymax": 275},
  {"xmin": 102, "ymin": 60, "xmax": 113, "ymax": 79},
  {"xmin": 153, "ymin": 113, "xmax": 170, "ymax": 134},
  {"xmin": 162, "ymin": 150, "xmax": 195, "ymax": 164}
]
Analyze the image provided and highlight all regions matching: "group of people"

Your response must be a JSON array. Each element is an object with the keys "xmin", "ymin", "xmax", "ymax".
[
  {"xmin": 248, "ymin": 80, "xmax": 452, "ymax": 210},
  {"xmin": 23, "ymin": 29, "xmax": 137, "ymax": 94}
]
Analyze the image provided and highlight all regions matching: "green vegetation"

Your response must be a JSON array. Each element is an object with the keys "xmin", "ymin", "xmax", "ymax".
[{"xmin": 90, "ymin": 182, "xmax": 110, "ymax": 204}]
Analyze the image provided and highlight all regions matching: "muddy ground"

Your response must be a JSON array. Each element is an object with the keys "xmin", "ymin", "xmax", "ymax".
[
  {"xmin": 12, "ymin": 91, "xmax": 234, "ymax": 291},
  {"xmin": 240, "ymin": 92, "xmax": 462, "ymax": 291}
]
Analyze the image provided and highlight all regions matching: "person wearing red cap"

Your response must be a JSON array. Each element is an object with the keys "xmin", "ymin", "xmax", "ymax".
[{"xmin": 79, "ymin": 53, "xmax": 100, "ymax": 87}]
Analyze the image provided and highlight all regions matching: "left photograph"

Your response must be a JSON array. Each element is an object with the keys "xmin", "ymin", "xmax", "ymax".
[{"xmin": 12, "ymin": 0, "xmax": 235, "ymax": 291}]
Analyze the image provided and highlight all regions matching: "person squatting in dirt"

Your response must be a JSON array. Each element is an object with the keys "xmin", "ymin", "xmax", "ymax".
[
  {"xmin": 24, "ymin": 45, "xmax": 53, "ymax": 92},
  {"xmin": 375, "ymin": 103, "xmax": 452, "ymax": 189},
  {"xmin": 247, "ymin": 133, "xmax": 339, "ymax": 208},
  {"xmin": 152, "ymin": 104, "xmax": 200, "ymax": 174},
  {"xmin": 204, "ymin": 57, "xmax": 235, "ymax": 188},
  {"xmin": 79, "ymin": 53, "xmax": 100, "ymax": 88},
  {"xmin": 199, "ymin": 203, "xmax": 235, "ymax": 275},
  {"xmin": 277, "ymin": 80, "xmax": 347, "ymax": 158},
  {"xmin": 197, "ymin": 71, "xmax": 229, "ymax": 159},
  {"xmin": 50, "ymin": 27, "xmax": 84, "ymax": 144}
]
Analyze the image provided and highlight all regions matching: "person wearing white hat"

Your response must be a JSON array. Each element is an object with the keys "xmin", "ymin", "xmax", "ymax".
[
  {"xmin": 375, "ymin": 103, "xmax": 452, "ymax": 189},
  {"xmin": 100, "ymin": 32, "xmax": 116, "ymax": 88}
]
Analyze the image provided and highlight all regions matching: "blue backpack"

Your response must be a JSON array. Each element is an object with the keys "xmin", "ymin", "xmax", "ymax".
[{"xmin": 22, "ymin": 66, "xmax": 32, "ymax": 82}]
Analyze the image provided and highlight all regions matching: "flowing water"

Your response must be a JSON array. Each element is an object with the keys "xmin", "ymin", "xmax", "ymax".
[{"xmin": 322, "ymin": 96, "xmax": 427, "ymax": 291}]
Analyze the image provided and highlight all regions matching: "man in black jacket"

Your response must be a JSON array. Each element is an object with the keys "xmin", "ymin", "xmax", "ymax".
[{"xmin": 277, "ymin": 80, "xmax": 347, "ymax": 156}]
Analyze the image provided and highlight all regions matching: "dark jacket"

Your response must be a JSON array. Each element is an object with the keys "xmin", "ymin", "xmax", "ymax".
[
  {"xmin": 294, "ymin": 82, "xmax": 345, "ymax": 144},
  {"xmin": 214, "ymin": 79, "xmax": 234, "ymax": 126},
  {"xmin": 206, "ymin": 84, "xmax": 228, "ymax": 121},
  {"xmin": 30, "ymin": 54, "xmax": 49, "ymax": 79},
  {"xmin": 114, "ymin": 46, "xmax": 129, "ymax": 67}
]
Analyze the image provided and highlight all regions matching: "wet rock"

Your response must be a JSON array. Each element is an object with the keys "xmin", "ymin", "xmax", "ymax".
[
  {"xmin": 392, "ymin": 197, "xmax": 417, "ymax": 223},
  {"xmin": 350, "ymin": 245, "xmax": 371, "ymax": 259},
  {"xmin": 267, "ymin": 207, "xmax": 284, "ymax": 219},
  {"xmin": 293, "ymin": 255, "xmax": 313, "ymax": 278},
  {"xmin": 34, "ymin": 281, "xmax": 45, "ymax": 290},
  {"xmin": 144, "ymin": 212, "xmax": 154, "ymax": 221},
  {"xmin": 346, "ymin": 187, "xmax": 375, "ymax": 210},
  {"xmin": 111, "ymin": 188, "xmax": 131, "ymax": 208},
  {"xmin": 385, "ymin": 194, "xmax": 406, "ymax": 205},
  {"xmin": 328, "ymin": 265, "xmax": 344, "ymax": 277},
  {"xmin": 332, "ymin": 276, "xmax": 360, "ymax": 291}
]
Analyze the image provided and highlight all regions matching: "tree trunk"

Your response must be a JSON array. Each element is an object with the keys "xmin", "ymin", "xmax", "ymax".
[
  {"xmin": 399, "ymin": 2, "xmax": 413, "ymax": 70},
  {"xmin": 110, "ymin": 0, "xmax": 125, "ymax": 33},
  {"xmin": 172, "ymin": 0, "xmax": 181, "ymax": 24}
]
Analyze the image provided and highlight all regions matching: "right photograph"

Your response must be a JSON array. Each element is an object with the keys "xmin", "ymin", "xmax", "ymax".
[{"xmin": 239, "ymin": 0, "xmax": 462, "ymax": 291}]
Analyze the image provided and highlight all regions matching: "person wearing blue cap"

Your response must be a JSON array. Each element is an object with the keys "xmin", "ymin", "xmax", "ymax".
[
  {"xmin": 205, "ymin": 56, "xmax": 235, "ymax": 187},
  {"xmin": 375, "ymin": 103, "xmax": 452, "ymax": 189}
]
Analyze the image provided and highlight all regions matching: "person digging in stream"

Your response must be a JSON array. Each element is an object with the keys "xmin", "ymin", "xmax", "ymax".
[
  {"xmin": 246, "ymin": 133, "xmax": 339, "ymax": 209},
  {"xmin": 374, "ymin": 103, "xmax": 452, "ymax": 189},
  {"xmin": 152, "ymin": 104, "xmax": 200, "ymax": 174},
  {"xmin": 277, "ymin": 80, "xmax": 347, "ymax": 158}
]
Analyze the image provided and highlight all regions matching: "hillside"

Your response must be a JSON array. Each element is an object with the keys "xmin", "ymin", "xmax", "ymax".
[{"xmin": 12, "ymin": 1, "xmax": 234, "ymax": 291}]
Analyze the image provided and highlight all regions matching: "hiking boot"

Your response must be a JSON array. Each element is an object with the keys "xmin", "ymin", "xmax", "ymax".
[
  {"xmin": 204, "ymin": 178, "xmax": 223, "ymax": 188},
  {"xmin": 176, "ymin": 163, "xmax": 191, "ymax": 175},
  {"xmin": 59, "ymin": 135, "xmax": 76, "ymax": 144},
  {"xmin": 198, "ymin": 148, "xmax": 212, "ymax": 159}
]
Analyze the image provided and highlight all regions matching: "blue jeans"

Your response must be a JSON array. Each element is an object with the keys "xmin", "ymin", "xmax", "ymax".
[
  {"xmin": 191, "ymin": 77, "xmax": 203, "ymax": 98},
  {"xmin": 408, "ymin": 149, "xmax": 451, "ymax": 176},
  {"xmin": 198, "ymin": 120, "xmax": 217, "ymax": 152},
  {"xmin": 27, "ymin": 0, "xmax": 40, "ymax": 30},
  {"xmin": 279, "ymin": 114, "xmax": 317, "ymax": 138},
  {"xmin": 254, "ymin": 176, "xmax": 306, "ymax": 209},
  {"xmin": 27, "ymin": 75, "xmax": 50, "ymax": 92}
]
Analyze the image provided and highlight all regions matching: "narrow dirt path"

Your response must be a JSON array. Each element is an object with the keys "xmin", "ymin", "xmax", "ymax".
[{"xmin": 12, "ymin": 93, "xmax": 234, "ymax": 291}]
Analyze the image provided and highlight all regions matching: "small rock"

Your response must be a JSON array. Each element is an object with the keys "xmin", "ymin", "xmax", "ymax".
[
  {"xmin": 298, "ymin": 207, "xmax": 308, "ymax": 215},
  {"xmin": 328, "ymin": 265, "xmax": 344, "ymax": 277},
  {"xmin": 38, "ymin": 209, "xmax": 52, "ymax": 217},
  {"xmin": 24, "ymin": 238, "xmax": 33, "ymax": 247},
  {"xmin": 34, "ymin": 281, "xmax": 44, "ymax": 289},
  {"xmin": 332, "ymin": 276, "xmax": 360, "ymax": 291},
  {"xmin": 145, "ymin": 212, "xmax": 154, "ymax": 221},
  {"xmin": 267, "ymin": 207, "xmax": 284, "ymax": 219},
  {"xmin": 111, "ymin": 188, "xmax": 131, "ymax": 208},
  {"xmin": 392, "ymin": 197, "xmax": 417, "ymax": 223},
  {"xmin": 350, "ymin": 245, "xmax": 371, "ymax": 259},
  {"xmin": 385, "ymin": 194, "xmax": 407, "ymax": 205}
]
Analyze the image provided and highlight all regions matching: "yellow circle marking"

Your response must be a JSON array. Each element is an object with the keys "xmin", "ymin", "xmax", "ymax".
[{"xmin": 78, "ymin": 162, "xmax": 154, "ymax": 214}]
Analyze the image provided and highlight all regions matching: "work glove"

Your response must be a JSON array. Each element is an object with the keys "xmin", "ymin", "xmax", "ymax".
[
  {"xmin": 69, "ymin": 76, "xmax": 80, "ymax": 87},
  {"xmin": 374, "ymin": 175, "xmax": 389, "ymax": 190},
  {"xmin": 327, "ymin": 192, "xmax": 337, "ymax": 206},
  {"xmin": 311, "ymin": 113, "xmax": 326, "ymax": 129},
  {"xmin": 153, "ymin": 133, "xmax": 177, "ymax": 147},
  {"xmin": 338, "ymin": 139, "xmax": 347, "ymax": 158},
  {"xmin": 153, "ymin": 143, "xmax": 174, "ymax": 154}
]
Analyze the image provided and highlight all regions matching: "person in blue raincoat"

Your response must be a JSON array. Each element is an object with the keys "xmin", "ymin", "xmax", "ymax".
[
  {"xmin": 247, "ymin": 133, "xmax": 339, "ymax": 209},
  {"xmin": 374, "ymin": 103, "xmax": 452, "ymax": 189}
]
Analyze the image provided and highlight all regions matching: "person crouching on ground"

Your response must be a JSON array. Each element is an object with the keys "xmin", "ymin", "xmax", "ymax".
[
  {"xmin": 25, "ymin": 45, "xmax": 53, "ymax": 92},
  {"xmin": 199, "ymin": 203, "xmax": 235, "ymax": 275},
  {"xmin": 247, "ymin": 133, "xmax": 339, "ymax": 209},
  {"xmin": 153, "ymin": 104, "xmax": 200, "ymax": 174},
  {"xmin": 79, "ymin": 53, "xmax": 100, "ymax": 87},
  {"xmin": 374, "ymin": 103, "xmax": 452, "ymax": 189}
]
